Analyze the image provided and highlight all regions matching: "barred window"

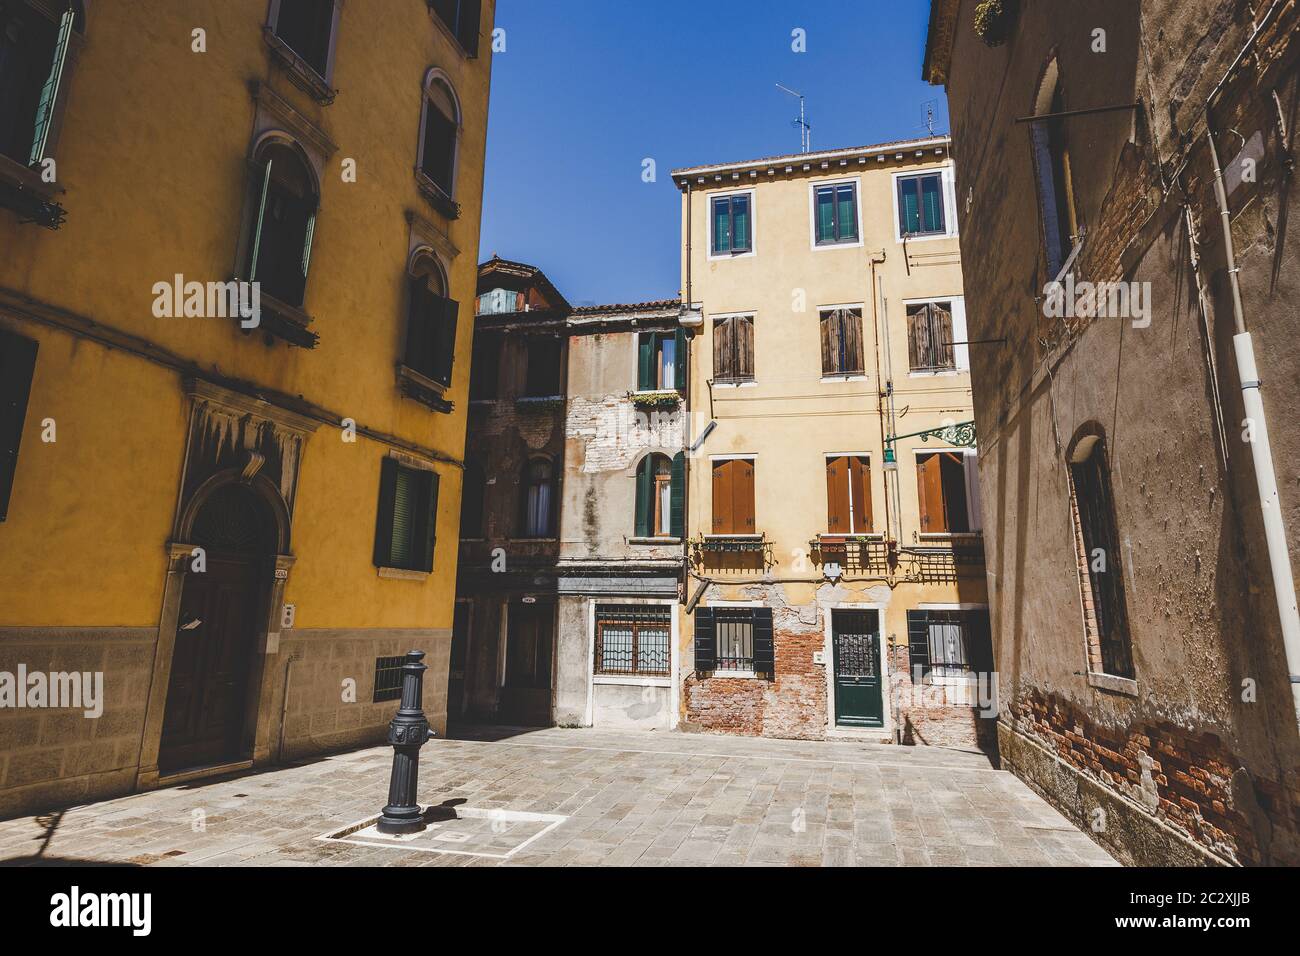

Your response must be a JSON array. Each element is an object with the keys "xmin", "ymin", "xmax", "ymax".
[
  {"xmin": 594, "ymin": 605, "xmax": 671, "ymax": 676},
  {"xmin": 373, "ymin": 655, "xmax": 405, "ymax": 702}
]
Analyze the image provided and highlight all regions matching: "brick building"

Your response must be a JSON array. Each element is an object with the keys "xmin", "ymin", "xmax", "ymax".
[{"xmin": 924, "ymin": 0, "xmax": 1300, "ymax": 864}]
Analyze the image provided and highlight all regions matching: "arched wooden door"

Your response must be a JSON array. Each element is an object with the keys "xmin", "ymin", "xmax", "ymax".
[{"xmin": 159, "ymin": 483, "xmax": 275, "ymax": 773}]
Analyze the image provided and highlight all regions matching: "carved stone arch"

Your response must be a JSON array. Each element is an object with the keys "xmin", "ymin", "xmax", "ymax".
[
  {"xmin": 250, "ymin": 129, "xmax": 323, "ymax": 204},
  {"xmin": 422, "ymin": 66, "xmax": 463, "ymax": 127},
  {"xmin": 179, "ymin": 467, "xmax": 292, "ymax": 556},
  {"xmin": 407, "ymin": 242, "xmax": 450, "ymax": 294}
]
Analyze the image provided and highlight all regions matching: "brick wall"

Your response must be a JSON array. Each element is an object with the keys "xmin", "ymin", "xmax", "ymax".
[{"xmin": 888, "ymin": 645, "xmax": 995, "ymax": 753}]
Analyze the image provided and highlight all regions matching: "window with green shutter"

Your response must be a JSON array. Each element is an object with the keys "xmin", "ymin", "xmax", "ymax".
[
  {"xmin": 0, "ymin": 2, "xmax": 81, "ymax": 170},
  {"xmin": 634, "ymin": 452, "xmax": 683, "ymax": 538},
  {"xmin": 814, "ymin": 183, "xmax": 858, "ymax": 245},
  {"xmin": 374, "ymin": 457, "xmax": 440, "ymax": 572},
  {"xmin": 897, "ymin": 172, "xmax": 947, "ymax": 237},
  {"xmin": 710, "ymin": 193, "xmax": 751, "ymax": 256},
  {"xmin": 637, "ymin": 331, "xmax": 680, "ymax": 391}
]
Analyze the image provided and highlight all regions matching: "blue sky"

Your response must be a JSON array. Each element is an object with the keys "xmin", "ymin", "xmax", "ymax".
[{"xmin": 478, "ymin": 0, "xmax": 948, "ymax": 305}]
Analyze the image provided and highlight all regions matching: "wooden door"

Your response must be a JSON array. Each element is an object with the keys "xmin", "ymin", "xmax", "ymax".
[{"xmin": 832, "ymin": 610, "xmax": 883, "ymax": 727}]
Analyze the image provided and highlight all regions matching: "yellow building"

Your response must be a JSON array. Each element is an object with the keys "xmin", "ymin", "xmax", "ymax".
[
  {"xmin": 672, "ymin": 136, "xmax": 993, "ymax": 748},
  {"xmin": 0, "ymin": 0, "xmax": 493, "ymax": 816}
]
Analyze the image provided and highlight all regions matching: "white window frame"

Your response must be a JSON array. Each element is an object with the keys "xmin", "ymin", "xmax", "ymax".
[
  {"xmin": 902, "ymin": 295, "xmax": 968, "ymax": 375},
  {"xmin": 808, "ymin": 176, "xmax": 865, "ymax": 251},
  {"xmin": 708, "ymin": 311, "xmax": 758, "ymax": 388},
  {"xmin": 706, "ymin": 599, "xmax": 763, "ymax": 678},
  {"xmin": 816, "ymin": 301, "xmax": 868, "ymax": 380},
  {"xmin": 415, "ymin": 66, "xmax": 463, "ymax": 201},
  {"xmin": 706, "ymin": 188, "xmax": 756, "ymax": 261},
  {"xmin": 892, "ymin": 164, "xmax": 959, "ymax": 243},
  {"xmin": 912, "ymin": 445, "xmax": 982, "ymax": 537},
  {"xmin": 706, "ymin": 455, "xmax": 758, "ymax": 539},
  {"xmin": 822, "ymin": 451, "xmax": 876, "ymax": 536},
  {"xmin": 913, "ymin": 602, "xmax": 990, "ymax": 702},
  {"xmin": 634, "ymin": 329, "xmax": 679, "ymax": 394}
]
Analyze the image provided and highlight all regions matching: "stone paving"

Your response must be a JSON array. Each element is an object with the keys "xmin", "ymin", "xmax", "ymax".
[{"xmin": 0, "ymin": 727, "xmax": 1118, "ymax": 866}]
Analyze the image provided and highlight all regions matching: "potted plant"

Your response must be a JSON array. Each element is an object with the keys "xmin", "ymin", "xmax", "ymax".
[{"xmin": 973, "ymin": 0, "xmax": 1018, "ymax": 47}]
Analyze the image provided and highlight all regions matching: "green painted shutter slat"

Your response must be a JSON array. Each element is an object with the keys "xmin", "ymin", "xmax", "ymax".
[
  {"xmin": 373, "ymin": 457, "xmax": 399, "ymax": 567},
  {"xmin": 907, "ymin": 610, "xmax": 931, "ymax": 681},
  {"xmin": 731, "ymin": 195, "xmax": 750, "ymax": 252},
  {"xmin": 693, "ymin": 608, "xmax": 716, "ymax": 672},
  {"xmin": 634, "ymin": 456, "xmax": 652, "ymax": 537},
  {"xmin": 673, "ymin": 328, "xmax": 686, "ymax": 392},
  {"xmin": 391, "ymin": 467, "xmax": 414, "ymax": 568},
  {"xmin": 420, "ymin": 471, "xmax": 439, "ymax": 572},
  {"xmin": 816, "ymin": 188, "xmax": 835, "ymax": 243},
  {"xmin": 434, "ymin": 295, "xmax": 459, "ymax": 387},
  {"xmin": 670, "ymin": 451, "xmax": 685, "ymax": 538},
  {"xmin": 0, "ymin": 330, "xmax": 39, "ymax": 522},
  {"xmin": 637, "ymin": 333, "xmax": 654, "ymax": 391},
  {"xmin": 753, "ymin": 607, "xmax": 775, "ymax": 676},
  {"xmin": 248, "ymin": 158, "xmax": 274, "ymax": 281},
  {"xmin": 28, "ymin": 8, "xmax": 74, "ymax": 167},
  {"xmin": 301, "ymin": 211, "xmax": 316, "ymax": 278},
  {"xmin": 711, "ymin": 198, "xmax": 730, "ymax": 254}
]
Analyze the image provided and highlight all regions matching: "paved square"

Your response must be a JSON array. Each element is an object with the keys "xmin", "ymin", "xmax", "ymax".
[{"xmin": 0, "ymin": 727, "xmax": 1117, "ymax": 866}]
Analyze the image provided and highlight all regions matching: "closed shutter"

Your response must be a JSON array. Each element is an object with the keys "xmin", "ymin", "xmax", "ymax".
[
  {"xmin": 0, "ymin": 330, "xmax": 38, "ymax": 522},
  {"xmin": 391, "ymin": 467, "xmax": 415, "ymax": 568},
  {"xmin": 931, "ymin": 303, "xmax": 954, "ymax": 369},
  {"xmin": 820, "ymin": 311, "xmax": 838, "ymax": 374},
  {"xmin": 850, "ymin": 456, "xmax": 872, "ymax": 532},
  {"xmin": 670, "ymin": 451, "xmax": 685, "ymax": 537},
  {"xmin": 457, "ymin": 0, "xmax": 481, "ymax": 56},
  {"xmin": 753, "ymin": 607, "xmax": 775, "ymax": 676},
  {"xmin": 713, "ymin": 317, "xmax": 733, "ymax": 381},
  {"xmin": 634, "ymin": 456, "xmax": 652, "ymax": 537},
  {"xmin": 433, "ymin": 295, "xmax": 459, "ymax": 387},
  {"xmin": 711, "ymin": 459, "xmax": 732, "ymax": 533},
  {"xmin": 730, "ymin": 195, "xmax": 751, "ymax": 252},
  {"xmin": 736, "ymin": 315, "xmax": 754, "ymax": 380},
  {"xmin": 907, "ymin": 305, "xmax": 928, "ymax": 370},
  {"xmin": 842, "ymin": 309, "xmax": 864, "ymax": 373},
  {"xmin": 734, "ymin": 459, "xmax": 755, "ymax": 531},
  {"xmin": 907, "ymin": 611, "xmax": 931, "ymax": 680},
  {"xmin": 638, "ymin": 333, "xmax": 654, "ymax": 390},
  {"xmin": 917, "ymin": 454, "xmax": 948, "ymax": 533},
  {"xmin": 28, "ymin": 7, "xmax": 74, "ymax": 167},
  {"xmin": 419, "ymin": 470, "xmax": 440, "ymax": 572},
  {"xmin": 693, "ymin": 607, "xmax": 717, "ymax": 671},
  {"xmin": 825, "ymin": 456, "xmax": 850, "ymax": 532},
  {"xmin": 373, "ymin": 457, "xmax": 399, "ymax": 566},
  {"xmin": 674, "ymin": 328, "xmax": 686, "ymax": 392}
]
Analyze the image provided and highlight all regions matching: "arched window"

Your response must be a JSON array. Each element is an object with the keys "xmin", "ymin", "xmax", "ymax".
[
  {"xmin": 459, "ymin": 460, "xmax": 485, "ymax": 539},
  {"xmin": 1030, "ymin": 59, "xmax": 1079, "ymax": 277},
  {"xmin": 0, "ymin": 0, "xmax": 84, "ymax": 170},
  {"xmin": 247, "ymin": 140, "xmax": 319, "ymax": 309},
  {"xmin": 1067, "ymin": 428, "xmax": 1133, "ymax": 680},
  {"xmin": 403, "ymin": 250, "xmax": 459, "ymax": 388},
  {"xmin": 635, "ymin": 452, "xmax": 683, "ymax": 538},
  {"xmin": 416, "ymin": 69, "xmax": 460, "ymax": 216},
  {"xmin": 519, "ymin": 457, "xmax": 555, "ymax": 538},
  {"xmin": 269, "ymin": 0, "xmax": 339, "ymax": 83}
]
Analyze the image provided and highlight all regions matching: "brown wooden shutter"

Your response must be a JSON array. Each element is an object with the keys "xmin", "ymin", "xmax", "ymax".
[
  {"xmin": 820, "ymin": 311, "xmax": 837, "ymax": 374},
  {"xmin": 737, "ymin": 315, "xmax": 754, "ymax": 380},
  {"xmin": 907, "ymin": 305, "xmax": 928, "ymax": 370},
  {"xmin": 826, "ymin": 456, "xmax": 850, "ymax": 532},
  {"xmin": 850, "ymin": 455, "xmax": 872, "ymax": 532},
  {"xmin": 843, "ymin": 309, "xmax": 864, "ymax": 374},
  {"xmin": 917, "ymin": 453, "xmax": 948, "ymax": 533},
  {"xmin": 735, "ymin": 459, "xmax": 755, "ymax": 530},
  {"xmin": 714, "ymin": 316, "xmax": 733, "ymax": 381},
  {"xmin": 932, "ymin": 303, "xmax": 954, "ymax": 369},
  {"xmin": 712, "ymin": 459, "xmax": 732, "ymax": 533}
]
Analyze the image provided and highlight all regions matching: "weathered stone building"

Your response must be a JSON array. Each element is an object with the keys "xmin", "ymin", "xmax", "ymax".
[
  {"xmin": 454, "ymin": 258, "xmax": 685, "ymax": 729},
  {"xmin": 925, "ymin": 0, "xmax": 1300, "ymax": 864}
]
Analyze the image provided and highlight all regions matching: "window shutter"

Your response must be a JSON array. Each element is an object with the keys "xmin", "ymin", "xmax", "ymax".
[
  {"xmin": 693, "ymin": 608, "xmax": 716, "ymax": 671},
  {"xmin": 391, "ymin": 467, "xmax": 415, "ymax": 568},
  {"xmin": 0, "ymin": 331, "xmax": 38, "ymax": 522},
  {"xmin": 919, "ymin": 454, "xmax": 949, "ymax": 532},
  {"xmin": 634, "ymin": 456, "xmax": 652, "ymax": 537},
  {"xmin": 735, "ymin": 459, "xmax": 755, "ymax": 531},
  {"xmin": 28, "ymin": 7, "xmax": 74, "ymax": 167},
  {"xmin": 670, "ymin": 451, "xmax": 685, "ymax": 537},
  {"xmin": 457, "ymin": 0, "xmax": 481, "ymax": 55},
  {"xmin": 711, "ymin": 459, "xmax": 732, "ymax": 533},
  {"xmin": 301, "ymin": 210, "xmax": 316, "ymax": 279},
  {"xmin": 737, "ymin": 315, "xmax": 754, "ymax": 380},
  {"xmin": 825, "ymin": 456, "xmax": 849, "ymax": 532},
  {"xmin": 673, "ymin": 328, "xmax": 686, "ymax": 392},
  {"xmin": 836, "ymin": 185, "xmax": 857, "ymax": 241},
  {"xmin": 248, "ymin": 158, "xmax": 274, "ymax": 281},
  {"xmin": 930, "ymin": 303, "xmax": 954, "ymax": 369},
  {"xmin": 711, "ymin": 198, "xmax": 730, "ymax": 254},
  {"xmin": 752, "ymin": 607, "xmax": 775, "ymax": 676},
  {"xmin": 816, "ymin": 188, "xmax": 835, "ymax": 243},
  {"xmin": 907, "ymin": 611, "xmax": 931, "ymax": 680},
  {"xmin": 843, "ymin": 309, "xmax": 863, "ymax": 373},
  {"xmin": 820, "ymin": 311, "xmax": 836, "ymax": 374},
  {"xmin": 433, "ymin": 295, "xmax": 459, "ymax": 387},
  {"xmin": 850, "ymin": 456, "xmax": 872, "ymax": 532},
  {"xmin": 731, "ymin": 195, "xmax": 750, "ymax": 252},
  {"xmin": 713, "ymin": 317, "xmax": 732, "ymax": 381},
  {"xmin": 637, "ymin": 333, "xmax": 654, "ymax": 390},
  {"xmin": 373, "ymin": 457, "xmax": 399, "ymax": 567},
  {"xmin": 419, "ymin": 470, "xmax": 439, "ymax": 572}
]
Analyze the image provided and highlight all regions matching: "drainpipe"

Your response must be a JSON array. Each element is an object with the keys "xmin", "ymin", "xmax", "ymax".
[
  {"xmin": 868, "ymin": 250, "xmax": 892, "ymax": 547},
  {"xmin": 1203, "ymin": 19, "xmax": 1300, "ymax": 724}
]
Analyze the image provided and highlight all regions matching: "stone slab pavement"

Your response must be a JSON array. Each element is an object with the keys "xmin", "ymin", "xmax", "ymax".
[{"xmin": 0, "ymin": 726, "xmax": 1118, "ymax": 867}]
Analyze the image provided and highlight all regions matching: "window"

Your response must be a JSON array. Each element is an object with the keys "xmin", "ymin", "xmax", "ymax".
[
  {"xmin": 635, "ymin": 452, "xmax": 684, "ymax": 538},
  {"xmin": 826, "ymin": 455, "xmax": 871, "ymax": 534},
  {"xmin": 916, "ymin": 451, "xmax": 981, "ymax": 534},
  {"xmin": 523, "ymin": 336, "xmax": 562, "ymax": 397},
  {"xmin": 431, "ymin": 0, "xmax": 482, "ymax": 57},
  {"xmin": 897, "ymin": 172, "xmax": 946, "ymax": 237},
  {"xmin": 814, "ymin": 182, "xmax": 858, "ymax": 245},
  {"xmin": 246, "ymin": 141, "xmax": 318, "ymax": 309},
  {"xmin": 372, "ymin": 655, "xmax": 406, "ymax": 703},
  {"xmin": 594, "ymin": 605, "xmax": 671, "ymax": 676},
  {"xmin": 692, "ymin": 607, "xmax": 774, "ymax": 675},
  {"xmin": 711, "ymin": 458, "xmax": 755, "ymax": 535},
  {"xmin": 519, "ymin": 457, "xmax": 556, "ymax": 537},
  {"xmin": 417, "ymin": 70, "xmax": 460, "ymax": 216},
  {"xmin": 1031, "ymin": 61, "xmax": 1079, "ymax": 277},
  {"xmin": 0, "ymin": 328, "xmax": 38, "ymax": 522},
  {"xmin": 469, "ymin": 330, "xmax": 500, "ymax": 400},
  {"xmin": 403, "ymin": 254, "xmax": 459, "ymax": 388},
  {"xmin": 712, "ymin": 314, "xmax": 754, "ymax": 384},
  {"xmin": 271, "ymin": 0, "xmax": 337, "ymax": 81},
  {"xmin": 459, "ymin": 461, "xmax": 485, "ymax": 538},
  {"xmin": 906, "ymin": 609, "xmax": 991, "ymax": 681},
  {"xmin": 478, "ymin": 287, "xmax": 521, "ymax": 314},
  {"xmin": 710, "ymin": 193, "xmax": 752, "ymax": 256},
  {"xmin": 907, "ymin": 302, "xmax": 955, "ymax": 372},
  {"xmin": 819, "ymin": 307, "xmax": 864, "ymax": 376},
  {"xmin": 1068, "ymin": 434, "xmax": 1134, "ymax": 679},
  {"xmin": 637, "ymin": 330, "xmax": 683, "ymax": 391},
  {"xmin": 373, "ymin": 458, "xmax": 440, "ymax": 572},
  {"xmin": 0, "ymin": 1, "xmax": 80, "ymax": 170}
]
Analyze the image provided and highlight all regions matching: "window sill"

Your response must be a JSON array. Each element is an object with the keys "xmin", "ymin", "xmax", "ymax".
[
  {"xmin": 709, "ymin": 669, "xmax": 757, "ymax": 679},
  {"xmin": 918, "ymin": 532, "xmax": 983, "ymax": 540},
  {"xmin": 813, "ymin": 239, "xmax": 863, "ymax": 250},
  {"xmin": 593, "ymin": 674, "xmax": 671, "ymax": 687},
  {"xmin": 508, "ymin": 536, "xmax": 559, "ymax": 543},
  {"xmin": 897, "ymin": 231, "xmax": 956, "ymax": 244},
  {"xmin": 712, "ymin": 380, "xmax": 757, "ymax": 388},
  {"xmin": 253, "ymin": 292, "xmax": 319, "ymax": 349},
  {"xmin": 1087, "ymin": 671, "xmax": 1138, "ymax": 696},
  {"xmin": 907, "ymin": 368, "xmax": 963, "ymax": 378},
  {"xmin": 820, "ymin": 374, "xmax": 868, "ymax": 383},
  {"xmin": 0, "ymin": 153, "xmax": 66, "ymax": 229},
  {"xmin": 707, "ymin": 250, "xmax": 755, "ymax": 261},
  {"xmin": 396, "ymin": 363, "xmax": 454, "ymax": 414},
  {"xmin": 629, "ymin": 536, "xmax": 681, "ymax": 545},
  {"xmin": 819, "ymin": 533, "xmax": 883, "ymax": 543},
  {"xmin": 415, "ymin": 169, "xmax": 461, "ymax": 220},
  {"xmin": 377, "ymin": 566, "xmax": 430, "ymax": 581},
  {"xmin": 263, "ymin": 28, "xmax": 336, "ymax": 105}
]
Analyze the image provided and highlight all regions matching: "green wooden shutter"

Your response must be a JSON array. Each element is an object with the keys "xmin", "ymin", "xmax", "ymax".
[
  {"xmin": 373, "ymin": 457, "xmax": 399, "ymax": 567},
  {"xmin": 907, "ymin": 610, "xmax": 931, "ymax": 681},
  {"xmin": 816, "ymin": 188, "xmax": 835, "ymax": 243},
  {"xmin": 391, "ymin": 467, "xmax": 415, "ymax": 568},
  {"xmin": 301, "ymin": 210, "xmax": 316, "ymax": 278},
  {"xmin": 634, "ymin": 456, "xmax": 652, "ymax": 537},
  {"xmin": 637, "ymin": 333, "xmax": 654, "ymax": 390},
  {"xmin": 28, "ymin": 7, "xmax": 74, "ymax": 167},
  {"xmin": 693, "ymin": 607, "xmax": 716, "ymax": 672},
  {"xmin": 434, "ymin": 295, "xmax": 459, "ymax": 387},
  {"xmin": 419, "ymin": 471, "xmax": 440, "ymax": 572},
  {"xmin": 837, "ymin": 185, "xmax": 857, "ymax": 241},
  {"xmin": 752, "ymin": 607, "xmax": 775, "ymax": 676},
  {"xmin": 731, "ymin": 195, "xmax": 750, "ymax": 252},
  {"xmin": 670, "ymin": 451, "xmax": 685, "ymax": 537},
  {"xmin": 673, "ymin": 328, "xmax": 686, "ymax": 392},
  {"xmin": 0, "ymin": 330, "xmax": 39, "ymax": 522},
  {"xmin": 248, "ymin": 158, "xmax": 274, "ymax": 281},
  {"xmin": 711, "ymin": 197, "xmax": 730, "ymax": 254}
]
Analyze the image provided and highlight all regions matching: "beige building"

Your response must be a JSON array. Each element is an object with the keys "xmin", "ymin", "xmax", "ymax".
[{"xmin": 672, "ymin": 137, "xmax": 993, "ymax": 748}]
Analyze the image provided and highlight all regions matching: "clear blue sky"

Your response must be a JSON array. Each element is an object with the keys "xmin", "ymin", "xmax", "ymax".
[{"xmin": 479, "ymin": 0, "xmax": 948, "ymax": 306}]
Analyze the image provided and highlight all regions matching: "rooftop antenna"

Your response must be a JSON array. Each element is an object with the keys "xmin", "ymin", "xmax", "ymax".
[
  {"xmin": 776, "ymin": 83, "xmax": 811, "ymax": 153},
  {"xmin": 921, "ymin": 99, "xmax": 939, "ymax": 136}
]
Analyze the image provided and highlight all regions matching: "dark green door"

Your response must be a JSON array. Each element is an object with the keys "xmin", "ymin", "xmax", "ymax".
[{"xmin": 832, "ymin": 610, "xmax": 883, "ymax": 727}]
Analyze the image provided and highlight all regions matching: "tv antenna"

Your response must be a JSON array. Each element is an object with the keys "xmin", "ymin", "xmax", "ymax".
[
  {"xmin": 776, "ymin": 83, "xmax": 811, "ymax": 153},
  {"xmin": 921, "ymin": 99, "xmax": 939, "ymax": 136}
]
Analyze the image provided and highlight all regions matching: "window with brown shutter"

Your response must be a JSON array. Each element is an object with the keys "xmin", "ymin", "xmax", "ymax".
[
  {"xmin": 907, "ymin": 302, "xmax": 956, "ymax": 372},
  {"xmin": 826, "ymin": 455, "xmax": 872, "ymax": 533},
  {"xmin": 712, "ymin": 458, "xmax": 755, "ymax": 534},
  {"xmin": 916, "ymin": 451, "xmax": 971, "ymax": 534},
  {"xmin": 819, "ymin": 308, "xmax": 864, "ymax": 376},
  {"xmin": 849, "ymin": 455, "xmax": 872, "ymax": 532},
  {"xmin": 713, "ymin": 314, "xmax": 754, "ymax": 384}
]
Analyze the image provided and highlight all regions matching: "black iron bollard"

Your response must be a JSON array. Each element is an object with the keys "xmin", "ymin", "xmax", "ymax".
[{"xmin": 376, "ymin": 649, "xmax": 434, "ymax": 834}]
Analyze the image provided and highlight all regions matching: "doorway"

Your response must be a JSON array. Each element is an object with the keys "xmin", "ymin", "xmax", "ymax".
[
  {"xmin": 499, "ymin": 600, "xmax": 554, "ymax": 725},
  {"xmin": 831, "ymin": 609, "xmax": 884, "ymax": 728}
]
